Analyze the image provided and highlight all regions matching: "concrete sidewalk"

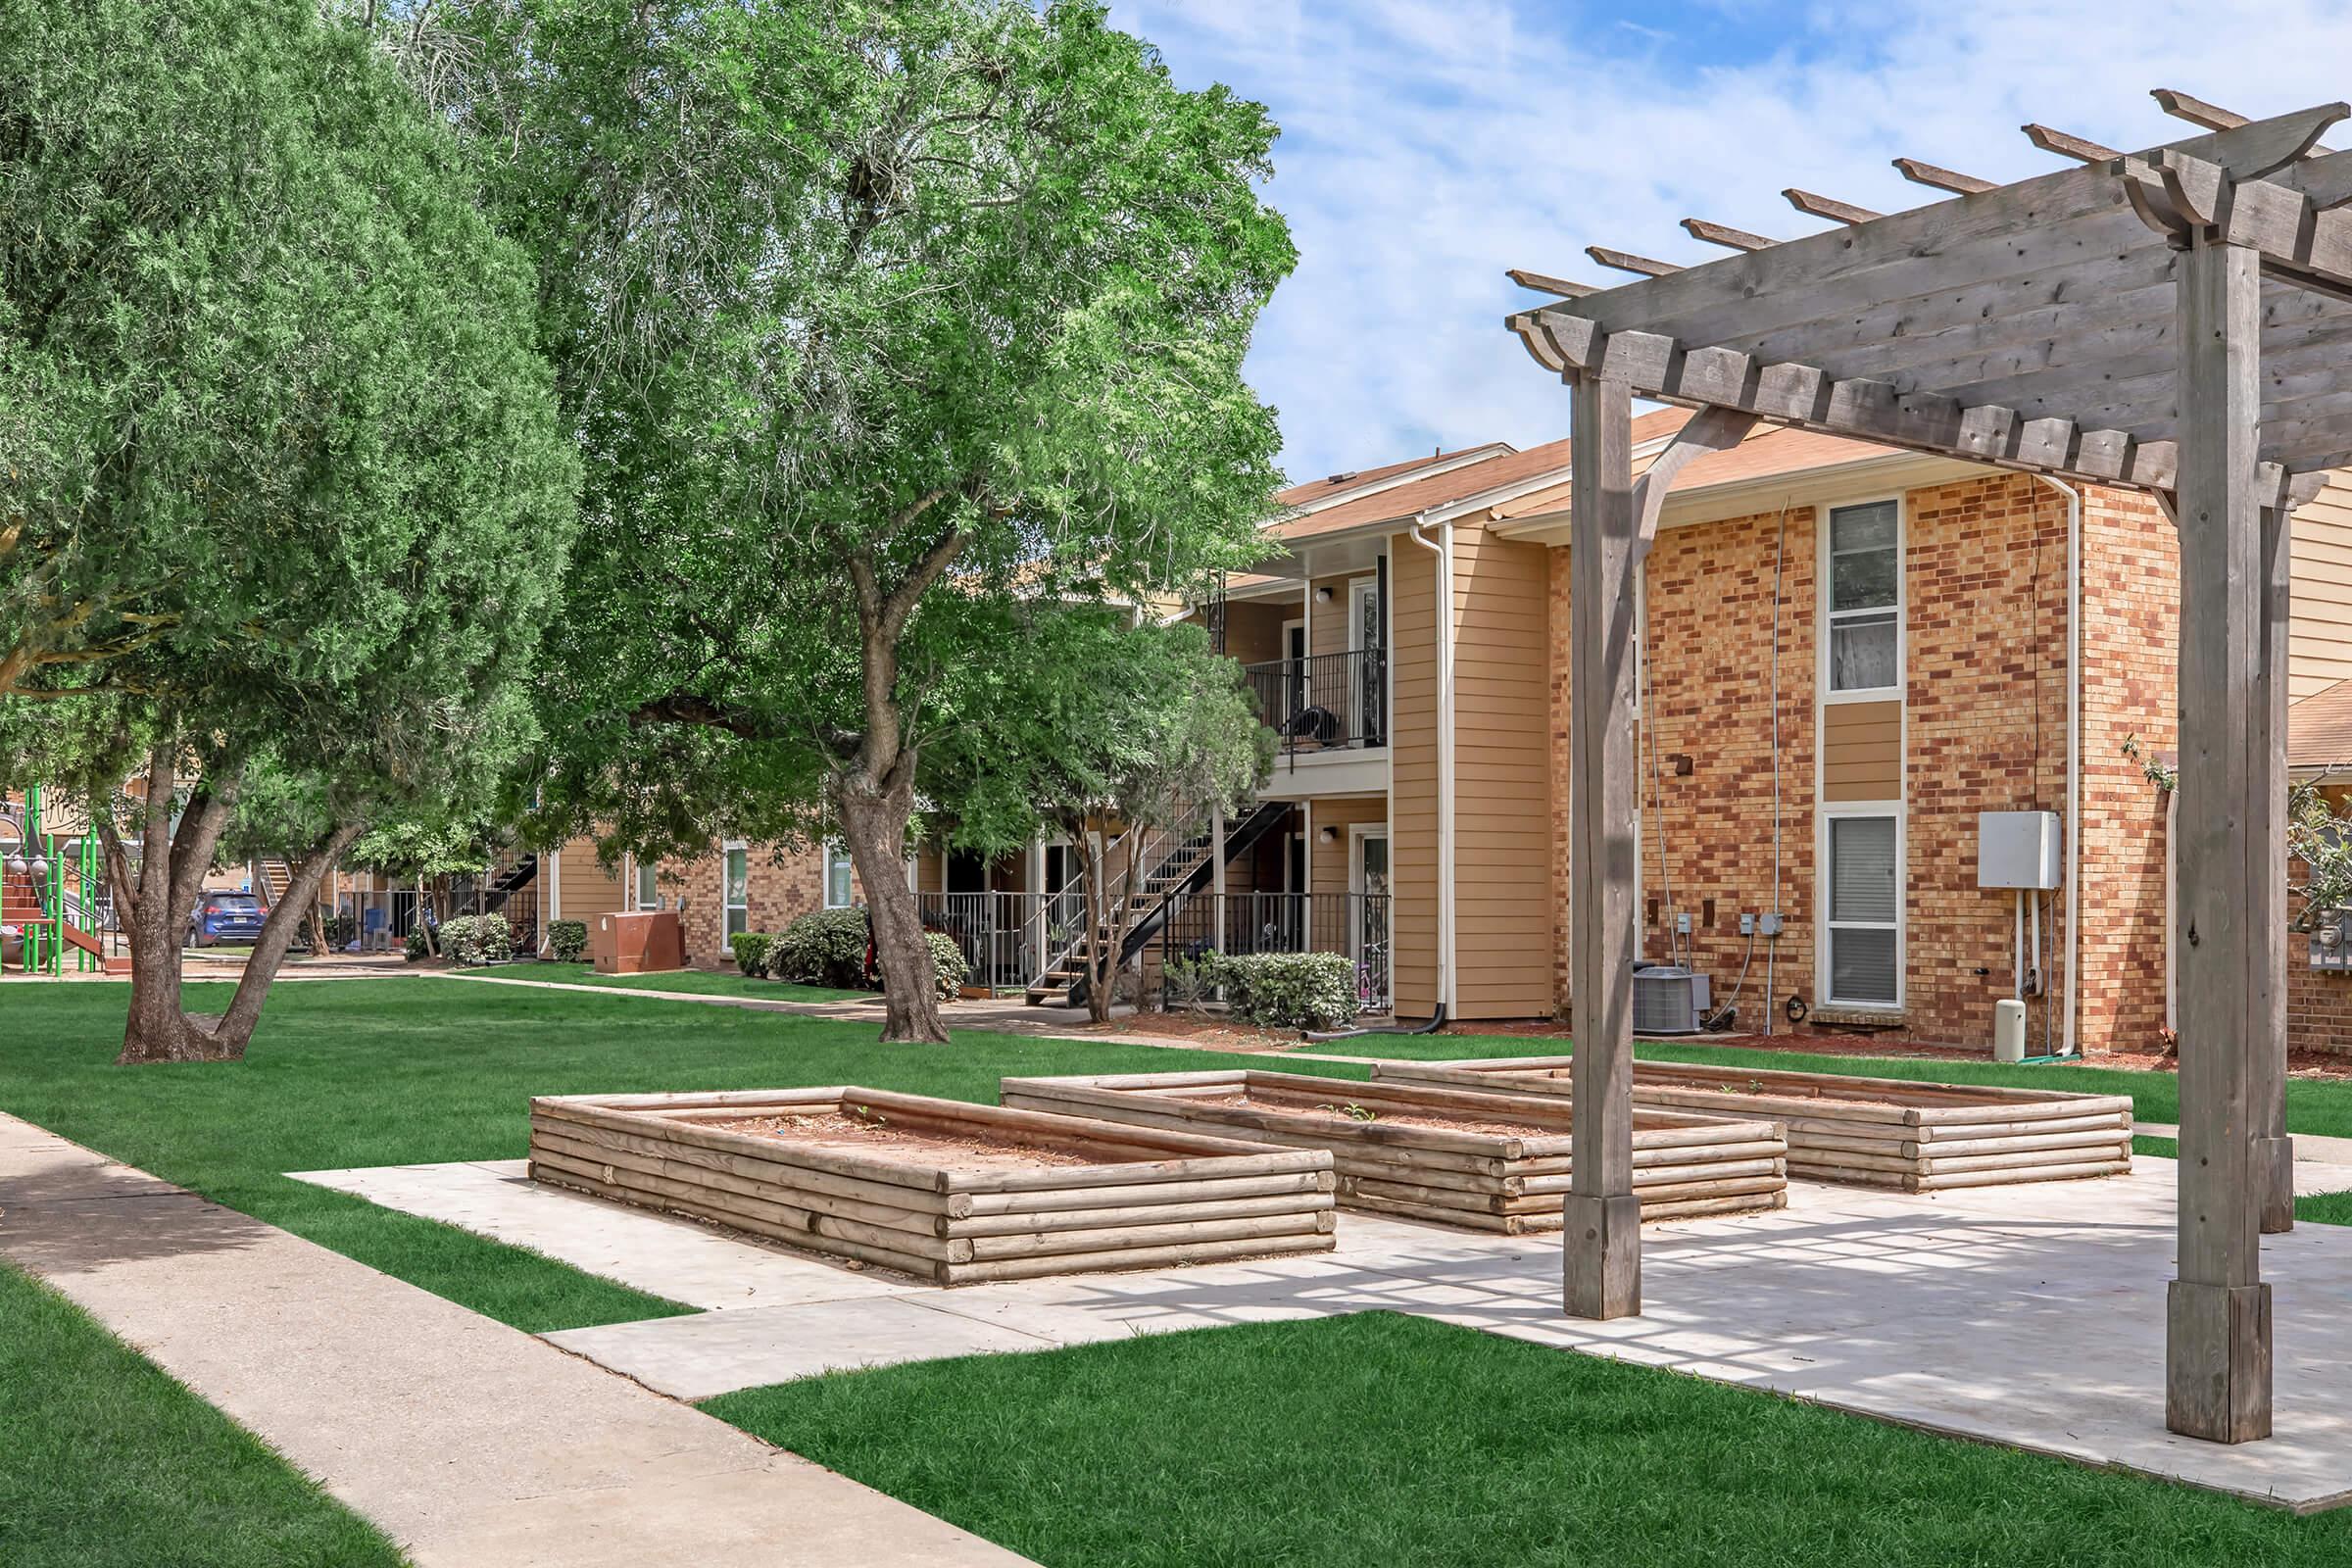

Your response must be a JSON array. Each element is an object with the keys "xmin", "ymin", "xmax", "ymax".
[{"xmin": 0, "ymin": 1113, "xmax": 1028, "ymax": 1568}]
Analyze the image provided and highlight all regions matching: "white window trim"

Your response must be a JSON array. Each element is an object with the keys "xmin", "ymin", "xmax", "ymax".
[
  {"xmin": 1817, "ymin": 802, "xmax": 1905, "ymax": 1011},
  {"xmin": 1818, "ymin": 494, "xmax": 1905, "ymax": 706},
  {"xmin": 720, "ymin": 840, "xmax": 749, "ymax": 940},
  {"xmin": 823, "ymin": 842, "xmax": 856, "ymax": 909}
]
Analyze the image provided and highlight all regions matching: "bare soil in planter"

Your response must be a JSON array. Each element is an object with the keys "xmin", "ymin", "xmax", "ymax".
[
  {"xmin": 710, "ymin": 1111, "xmax": 1110, "ymax": 1171},
  {"xmin": 1194, "ymin": 1091, "xmax": 1562, "ymax": 1140}
]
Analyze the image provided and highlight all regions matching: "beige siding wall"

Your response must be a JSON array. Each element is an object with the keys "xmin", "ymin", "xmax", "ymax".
[
  {"xmin": 1308, "ymin": 571, "xmax": 1373, "ymax": 662},
  {"xmin": 1306, "ymin": 796, "xmax": 1388, "ymax": 902},
  {"xmin": 1449, "ymin": 526, "xmax": 1555, "ymax": 1019},
  {"xmin": 1220, "ymin": 600, "xmax": 1290, "ymax": 669},
  {"xmin": 556, "ymin": 838, "xmax": 625, "ymax": 921},
  {"xmin": 1390, "ymin": 537, "xmax": 1440, "ymax": 1017},
  {"xmin": 1821, "ymin": 700, "xmax": 1902, "ymax": 802},
  {"xmin": 2293, "ymin": 471, "xmax": 2352, "ymax": 700}
]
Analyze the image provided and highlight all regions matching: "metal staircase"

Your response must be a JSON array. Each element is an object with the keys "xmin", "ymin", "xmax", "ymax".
[{"xmin": 1024, "ymin": 799, "xmax": 1291, "ymax": 1007}]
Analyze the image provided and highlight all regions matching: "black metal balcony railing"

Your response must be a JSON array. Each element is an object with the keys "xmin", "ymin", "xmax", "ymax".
[
  {"xmin": 1243, "ymin": 650, "xmax": 1386, "ymax": 756},
  {"xmin": 1154, "ymin": 890, "xmax": 1393, "ymax": 1015}
]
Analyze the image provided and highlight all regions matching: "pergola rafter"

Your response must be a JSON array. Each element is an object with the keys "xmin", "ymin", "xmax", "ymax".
[{"xmin": 1512, "ymin": 92, "xmax": 2352, "ymax": 1449}]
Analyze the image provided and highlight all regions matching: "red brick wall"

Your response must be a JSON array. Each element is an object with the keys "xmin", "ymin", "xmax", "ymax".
[
  {"xmin": 654, "ymin": 844, "xmax": 846, "ymax": 966},
  {"xmin": 1547, "ymin": 470, "xmax": 2182, "ymax": 1054}
]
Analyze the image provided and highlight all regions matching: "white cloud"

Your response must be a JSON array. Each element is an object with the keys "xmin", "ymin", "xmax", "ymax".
[{"xmin": 1110, "ymin": 0, "xmax": 2352, "ymax": 481}]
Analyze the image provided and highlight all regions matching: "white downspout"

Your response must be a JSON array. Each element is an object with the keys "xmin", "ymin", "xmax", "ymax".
[
  {"xmin": 1407, "ymin": 518, "xmax": 1455, "ymax": 1018},
  {"xmin": 2033, "ymin": 474, "xmax": 2083, "ymax": 1057}
]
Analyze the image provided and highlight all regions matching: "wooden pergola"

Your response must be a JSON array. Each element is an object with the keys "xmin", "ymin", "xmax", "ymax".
[{"xmin": 1510, "ymin": 93, "xmax": 2352, "ymax": 1445}]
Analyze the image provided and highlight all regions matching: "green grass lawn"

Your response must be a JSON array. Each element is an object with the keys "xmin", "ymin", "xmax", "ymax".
[
  {"xmin": 710, "ymin": 1311, "xmax": 2352, "ymax": 1568},
  {"xmin": 0, "ymin": 1261, "xmax": 407, "ymax": 1568},
  {"xmin": 458, "ymin": 960, "xmax": 872, "ymax": 1003},
  {"xmin": 0, "ymin": 978, "xmax": 1355, "ymax": 1332}
]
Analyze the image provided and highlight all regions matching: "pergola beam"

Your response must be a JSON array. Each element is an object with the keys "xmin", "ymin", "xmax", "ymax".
[
  {"xmin": 1587, "ymin": 246, "xmax": 1681, "ymax": 278},
  {"xmin": 1506, "ymin": 268, "xmax": 1598, "ymax": 300},
  {"xmin": 1894, "ymin": 157, "xmax": 1995, "ymax": 195},
  {"xmin": 1681, "ymin": 218, "xmax": 1776, "ymax": 252},
  {"xmin": 1784, "ymin": 188, "xmax": 1880, "ymax": 224},
  {"xmin": 2024, "ymin": 122, "xmax": 2123, "ymax": 164}
]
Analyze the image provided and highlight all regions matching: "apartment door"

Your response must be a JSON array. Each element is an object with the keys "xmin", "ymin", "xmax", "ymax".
[
  {"xmin": 1350, "ymin": 827, "xmax": 1392, "ymax": 1011},
  {"xmin": 1348, "ymin": 577, "xmax": 1383, "ymax": 744}
]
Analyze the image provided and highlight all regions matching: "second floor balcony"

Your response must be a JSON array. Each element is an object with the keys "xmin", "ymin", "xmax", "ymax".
[{"xmin": 1244, "ymin": 649, "xmax": 1387, "ymax": 757}]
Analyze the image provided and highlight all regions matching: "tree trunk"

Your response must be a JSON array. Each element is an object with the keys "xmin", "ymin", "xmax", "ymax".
[
  {"xmin": 839, "ymin": 775, "xmax": 944, "ymax": 1043},
  {"xmin": 118, "ymin": 742, "xmax": 245, "ymax": 1064},
  {"xmin": 207, "ymin": 823, "xmax": 366, "ymax": 1052},
  {"xmin": 1086, "ymin": 820, "xmax": 1146, "ymax": 1025}
]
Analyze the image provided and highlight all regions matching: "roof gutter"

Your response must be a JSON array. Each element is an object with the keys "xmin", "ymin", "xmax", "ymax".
[{"xmin": 1406, "ymin": 516, "xmax": 1455, "ymax": 1019}]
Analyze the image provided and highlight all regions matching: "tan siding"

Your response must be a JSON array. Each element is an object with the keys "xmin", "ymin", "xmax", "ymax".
[
  {"xmin": 557, "ymin": 838, "xmax": 625, "ymax": 920},
  {"xmin": 2293, "ymin": 471, "xmax": 2352, "ymax": 699},
  {"xmin": 1308, "ymin": 571, "xmax": 1371, "ymax": 662},
  {"xmin": 1390, "ymin": 536, "xmax": 1439, "ymax": 1017},
  {"xmin": 1307, "ymin": 796, "xmax": 1388, "ymax": 902},
  {"xmin": 1448, "ymin": 526, "xmax": 1555, "ymax": 1019},
  {"xmin": 1820, "ymin": 700, "xmax": 1902, "ymax": 802}
]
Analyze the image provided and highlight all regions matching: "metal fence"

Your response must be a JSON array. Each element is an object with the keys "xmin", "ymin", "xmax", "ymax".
[
  {"xmin": 916, "ymin": 887, "xmax": 1091, "ymax": 992},
  {"xmin": 1243, "ymin": 650, "xmax": 1387, "ymax": 755},
  {"xmin": 1154, "ymin": 891, "xmax": 1392, "ymax": 1014}
]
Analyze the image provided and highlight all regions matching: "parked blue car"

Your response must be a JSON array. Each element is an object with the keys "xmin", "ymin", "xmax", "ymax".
[{"xmin": 186, "ymin": 891, "xmax": 269, "ymax": 948}]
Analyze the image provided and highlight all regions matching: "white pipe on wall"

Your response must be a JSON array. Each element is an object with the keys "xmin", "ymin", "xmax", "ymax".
[
  {"xmin": 1407, "ymin": 518, "xmax": 1455, "ymax": 1017},
  {"xmin": 2034, "ymin": 474, "xmax": 2084, "ymax": 1057}
]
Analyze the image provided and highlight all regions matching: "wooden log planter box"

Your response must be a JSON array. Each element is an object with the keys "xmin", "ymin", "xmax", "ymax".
[
  {"xmin": 527, "ymin": 1088, "xmax": 1338, "ymax": 1286},
  {"xmin": 1368, "ymin": 1056, "xmax": 2133, "ymax": 1192},
  {"xmin": 997, "ymin": 1070, "xmax": 1787, "ymax": 1232}
]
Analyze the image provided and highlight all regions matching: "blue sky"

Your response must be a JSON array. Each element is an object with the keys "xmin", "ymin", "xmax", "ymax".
[{"xmin": 1106, "ymin": 0, "xmax": 2352, "ymax": 482}]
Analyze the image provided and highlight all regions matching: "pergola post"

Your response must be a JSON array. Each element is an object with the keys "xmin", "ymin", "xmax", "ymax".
[
  {"xmin": 1563, "ymin": 367, "xmax": 1642, "ymax": 1319},
  {"xmin": 2167, "ymin": 231, "xmax": 2275, "ymax": 1443},
  {"xmin": 2256, "ymin": 501, "xmax": 2296, "ymax": 1236}
]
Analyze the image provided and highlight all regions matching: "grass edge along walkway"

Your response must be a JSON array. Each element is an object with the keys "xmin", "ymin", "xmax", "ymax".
[
  {"xmin": 0, "ymin": 1259, "xmax": 410, "ymax": 1568},
  {"xmin": 709, "ymin": 1311, "xmax": 2352, "ymax": 1568}
]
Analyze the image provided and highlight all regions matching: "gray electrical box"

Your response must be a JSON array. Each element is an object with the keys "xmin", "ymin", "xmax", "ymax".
[{"xmin": 1978, "ymin": 811, "xmax": 2061, "ymax": 890}]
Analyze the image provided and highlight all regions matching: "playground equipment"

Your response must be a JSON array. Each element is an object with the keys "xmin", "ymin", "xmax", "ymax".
[{"xmin": 1, "ymin": 786, "xmax": 116, "ymax": 976}]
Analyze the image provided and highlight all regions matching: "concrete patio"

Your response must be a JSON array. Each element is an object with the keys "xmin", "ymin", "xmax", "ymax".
[{"xmin": 293, "ymin": 1145, "xmax": 2352, "ymax": 1513}]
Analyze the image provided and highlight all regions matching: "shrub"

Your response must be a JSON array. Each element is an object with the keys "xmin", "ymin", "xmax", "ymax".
[
  {"xmin": 772, "ymin": 907, "xmax": 871, "ymax": 989},
  {"xmin": 1219, "ymin": 951, "xmax": 1358, "ymax": 1032},
  {"xmin": 1159, "ymin": 950, "xmax": 1224, "ymax": 1014},
  {"xmin": 402, "ymin": 928, "xmax": 429, "ymax": 963},
  {"xmin": 546, "ymin": 919, "xmax": 588, "ymax": 963},
  {"xmin": 321, "ymin": 912, "xmax": 359, "ymax": 951},
  {"xmin": 440, "ymin": 912, "xmax": 514, "ymax": 966},
  {"xmin": 730, "ymin": 930, "xmax": 777, "ymax": 977}
]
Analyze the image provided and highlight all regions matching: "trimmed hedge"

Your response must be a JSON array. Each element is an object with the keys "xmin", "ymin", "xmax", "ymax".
[
  {"xmin": 439, "ymin": 913, "xmax": 513, "ymax": 967},
  {"xmin": 1216, "ymin": 951, "xmax": 1359, "ymax": 1032},
  {"xmin": 923, "ymin": 931, "xmax": 971, "ymax": 999},
  {"xmin": 546, "ymin": 919, "xmax": 589, "ymax": 963},
  {"xmin": 772, "ymin": 908, "xmax": 870, "ymax": 989},
  {"xmin": 730, "ymin": 931, "xmax": 778, "ymax": 977}
]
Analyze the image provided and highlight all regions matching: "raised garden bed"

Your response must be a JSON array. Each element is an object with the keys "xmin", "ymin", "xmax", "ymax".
[
  {"xmin": 998, "ymin": 1069, "xmax": 1787, "ymax": 1232},
  {"xmin": 1369, "ymin": 1056, "xmax": 2132, "ymax": 1191},
  {"xmin": 528, "ymin": 1087, "xmax": 1337, "ymax": 1285}
]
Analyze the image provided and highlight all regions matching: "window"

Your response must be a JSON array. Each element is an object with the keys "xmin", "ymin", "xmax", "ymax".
[
  {"xmin": 722, "ymin": 844, "xmax": 748, "ymax": 942},
  {"xmin": 1826, "ymin": 811, "xmax": 1901, "ymax": 1006},
  {"xmin": 1825, "ymin": 500, "xmax": 1901, "ymax": 695},
  {"xmin": 824, "ymin": 843, "xmax": 855, "ymax": 908},
  {"xmin": 633, "ymin": 858, "xmax": 659, "ymax": 910}
]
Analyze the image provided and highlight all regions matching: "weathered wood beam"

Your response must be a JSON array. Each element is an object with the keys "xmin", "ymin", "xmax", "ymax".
[
  {"xmin": 2025, "ymin": 122, "xmax": 2124, "ymax": 164},
  {"xmin": 2166, "ymin": 231, "xmax": 2274, "ymax": 1446},
  {"xmin": 1784, "ymin": 188, "xmax": 1880, "ymax": 224},
  {"xmin": 2125, "ymin": 149, "xmax": 2352, "ymax": 302},
  {"xmin": 1587, "ymin": 246, "xmax": 1681, "ymax": 278},
  {"xmin": 2257, "ymin": 147, "xmax": 2352, "ymax": 211},
  {"xmin": 1681, "ymin": 218, "xmax": 1776, "ymax": 252},
  {"xmin": 1564, "ymin": 368, "xmax": 1642, "ymax": 1321},
  {"xmin": 2255, "ymin": 497, "xmax": 2295, "ymax": 1239},
  {"xmin": 1506, "ymin": 268, "xmax": 1597, "ymax": 299},
  {"xmin": 1630, "ymin": 406, "xmax": 1759, "ymax": 558},
  {"xmin": 1553, "ymin": 108, "xmax": 2348, "ymax": 351},
  {"xmin": 2153, "ymin": 88, "xmax": 2246, "ymax": 132},
  {"xmin": 1893, "ymin": 157, "xmax": 1996, "ymax": 195}
]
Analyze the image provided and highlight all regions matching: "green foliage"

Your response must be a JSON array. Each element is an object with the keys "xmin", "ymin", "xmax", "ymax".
[
  {"xmin": 403, "ymin": 929, "xmax": 430, "ymax": 963},
  {"xmin": 2288, "ymin": 781, "xmax": 2352, "ymax": 933},
  {"xmin": 730, "ymin": 931, "xmax": 778, "ymax": 977},
  {"xmin": 773, "ymin": 908, "xmax": 873, "ymax": 990},
  {"xmin": 438, "ymin": 914, "xmax": 514, "ymax": 967},
  {"xmin": 1158, "ymin": 951, "xmax": 1223, "ymax": 1014},
  {"xmin": 545, "ymin": 920, "xmax": 588, "ymax": 963},
  {"xmin": 397, "ymin": 0, "xmax": 1291, "ymax": 877},
  {"xmin": 320, "ymin": 914, "xmax": 360, "ymax": 952},
  {"xmin": 1216, "ymin": 952, "xmax": 1359, "ymax": 1033},
  {"xmin": 923, "ymin": 932, "xmax": 971, "ymax": 1000}
]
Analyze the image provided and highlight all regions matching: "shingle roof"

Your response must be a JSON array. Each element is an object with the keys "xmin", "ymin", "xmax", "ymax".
[
  {"xmin": 2292, "ymin": 679, "xmax": 2352, "ymax": 773},
  {"xmin": 1272, "ymin": 450, "xmax": 1484, "ymax": 510},
  {"xmin": 1492, "ymin": 419, "xmax": 1905, "ymax": 522}
]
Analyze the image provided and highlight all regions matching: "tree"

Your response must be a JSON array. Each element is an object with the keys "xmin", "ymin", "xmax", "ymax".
[
  {"xmin": 993, "ymin": 616, "xmax": 1270, "ymax": 1023},
  {"xmin": 404, "ymin": 0, "xmax": 1294, "ymax": 1043},
  {"xmin": 0, "ymin": 0, "xmax": 577, "ymax": 1062}
]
